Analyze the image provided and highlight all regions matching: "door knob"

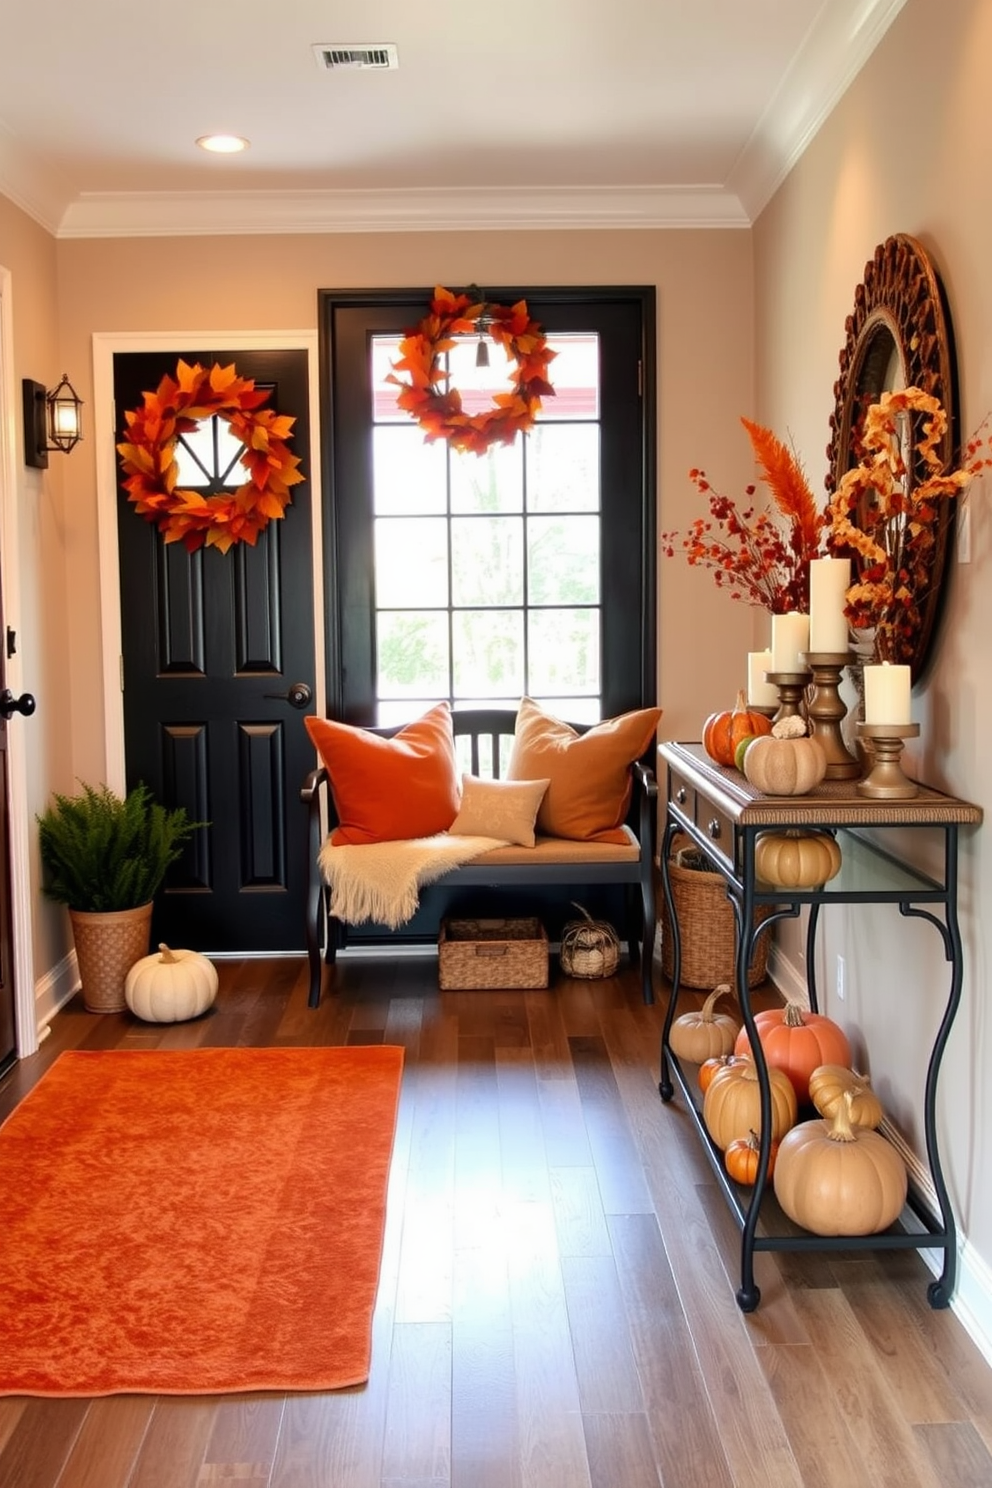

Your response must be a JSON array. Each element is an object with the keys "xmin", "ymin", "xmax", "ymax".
[
  {"xmin": 0, "ymin": 689, "xmax": 36, "ymax": 720},
  {"xmin": 263, "ymin": 682, "xmax": 312, "ymax": 710}
]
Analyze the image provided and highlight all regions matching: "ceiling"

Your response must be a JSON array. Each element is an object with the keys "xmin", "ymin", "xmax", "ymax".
[{"xmin": 1, "ymin": 0, "xmax": 905, "ymax": 239}]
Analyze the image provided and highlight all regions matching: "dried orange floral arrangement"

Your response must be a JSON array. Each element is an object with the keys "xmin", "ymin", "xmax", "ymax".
[
  {"xmin": 387, "ymin": 285, "xmax": 556, "ymax": 455},
  {"xmin": 118, "ymin": 359, "xmax": 304, "ymax": 553},
  {"xmin": 661, "ymin": 418, "xmax": 825, "ymax": 614}
]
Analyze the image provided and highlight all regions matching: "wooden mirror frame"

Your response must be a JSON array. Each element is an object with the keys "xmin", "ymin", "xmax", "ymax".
[{"xmin": 826, "ymin": 233, "xmax": 957, "ymax": 682}]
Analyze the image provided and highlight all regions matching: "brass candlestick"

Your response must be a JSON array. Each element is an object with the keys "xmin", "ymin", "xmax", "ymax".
[
  {"xmin": 765, "ymin": 669, "xmax": 812, "ymax": 724},
  {"xmin": 802, "ymin": 650, "xmax": 861, "ymax": 780},
  {"xmin": 856, "ymin": 722, "xmax": 920, "ymax": 798}
]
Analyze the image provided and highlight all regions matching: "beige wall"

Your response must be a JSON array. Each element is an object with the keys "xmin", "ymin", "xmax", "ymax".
[
  {"xmin": 0, "ymin": 194, "xmax": 74, "ymax": 976},
  {"xmin": 754, "ymin": 0, "xmax": 992, "ymax": 1286}
]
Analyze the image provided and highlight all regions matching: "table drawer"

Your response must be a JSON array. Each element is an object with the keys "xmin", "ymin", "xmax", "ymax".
[{"xmin": 667, "ymin": 768, "xmax": 736, "ymax": 872}]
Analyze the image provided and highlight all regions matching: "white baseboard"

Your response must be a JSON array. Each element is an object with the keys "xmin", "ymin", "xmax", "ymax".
[{"xmin": 34, "ymin": 952, "xmax": 79, "ymax": 1032}]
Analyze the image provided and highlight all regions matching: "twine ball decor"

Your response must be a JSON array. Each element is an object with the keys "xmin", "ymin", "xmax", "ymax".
[{"xmin": 560, "ymin": 902, "xmax": 620, "ymax": 979}]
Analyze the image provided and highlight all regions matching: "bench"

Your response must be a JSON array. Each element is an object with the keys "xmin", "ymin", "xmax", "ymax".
[{"xmin": 301, "ymin": 706, "xmax": 659, "ymax": 1008}]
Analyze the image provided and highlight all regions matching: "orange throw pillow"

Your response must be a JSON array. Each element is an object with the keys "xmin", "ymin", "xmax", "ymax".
[
  {"xmin": 507, "ymin": 697, "xmax": 662, "ymax": 844},
  {"xmin": 305, "ymin": 703, "xmax": 460, "ymax": 846}
]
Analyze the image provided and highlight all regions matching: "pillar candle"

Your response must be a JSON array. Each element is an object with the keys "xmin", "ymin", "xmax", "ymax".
[
  {"xmin": 808, "ymin": 557, "xmax": 851, "ymax": 653},
  {"xmin": 747, "ymin": 650, "xmax": 778, "ymax": 707},
  {"xmin": 863, "ymin": 662, "xmax": 911, "ymax": 725},
  {"xmin": 770, "ymin": 611, "xmax": 810, "ymax": 673}
]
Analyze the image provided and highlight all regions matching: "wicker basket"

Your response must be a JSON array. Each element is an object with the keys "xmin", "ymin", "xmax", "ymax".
[
  {"xmin": 659, "ymin": 836, "xmax": 770, "ymax": 990},
  {"xmin": 69, "ymin": 903, "xmax": 154, "ymax": 1013},
  {"xmin": 439, "ymin": 917, "xmax": 548, "ymax": 990},
  {"xmin": 560, "ymin": 903, "xmax": 621, "ymax": 979}
]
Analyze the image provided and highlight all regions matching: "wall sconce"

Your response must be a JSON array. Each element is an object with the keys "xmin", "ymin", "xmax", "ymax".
[{"xmin": 22, "ymin": 374, "xmax": 84, "ymax": 469}]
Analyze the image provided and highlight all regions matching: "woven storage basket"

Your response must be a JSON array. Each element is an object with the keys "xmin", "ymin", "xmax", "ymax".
[
  {"xmin": 69, "ymin": 902, "xmax": 154, "ymax": 1013},
  {"xmin": 439, "ymin": 917, "xmax": 548, "ymax": 990},
  {"xmin": 560, "ymin": 903, "xmax": 620, "ymax": 979},
  {"xmin": 659, "ymin": 835, "xmax": 770, "ymax": 990}
]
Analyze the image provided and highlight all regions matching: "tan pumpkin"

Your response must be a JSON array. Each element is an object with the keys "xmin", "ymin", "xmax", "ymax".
[
  {"xmin": 125, "ymin": 943, "xmax": 219, "ymax": 1023},
  {"xmin": 742, "ymin": 717, "xmax": 827, "ymax": 796},
  {"xmin": 754, "ymin": 830, "xmax": 842, "ymax": 889},
  {"xmin": 669, "ymin": 984, "xmax": 741, "ymax": 1063},
  {"xmin": 702, "ymin": 690, "xmax": 772, "ymax": 768},
  {"xmin": 808, "ymin": 1063, "xmax": 884, "ymax": 1131},
  {"xmin": 702, "ymin": 1055, "xmax": 798, "ymax": 1151},
  {"xmin": 773, "ymin": 1090, "xmax": 907, "ymax": 1235}
]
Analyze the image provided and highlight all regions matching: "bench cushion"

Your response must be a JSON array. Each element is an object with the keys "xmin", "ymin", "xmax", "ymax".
[{"xmin": 469, "ymin": 827, "xmax": 640, "ymax": 866}]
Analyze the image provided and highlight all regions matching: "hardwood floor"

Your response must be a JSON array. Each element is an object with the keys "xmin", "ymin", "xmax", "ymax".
[{"xmin": 2, "ymin": 951, "xmax": 992, "ymax": 1487}]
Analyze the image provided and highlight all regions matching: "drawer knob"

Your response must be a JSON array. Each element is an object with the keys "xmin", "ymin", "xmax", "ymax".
[
  {"xmin": 675, "ymin": 786, "xmax": 687, "ymax": 805},
  {"xmin": 707, "ymin": 817, "xmax": 722, "ymax": 839}
]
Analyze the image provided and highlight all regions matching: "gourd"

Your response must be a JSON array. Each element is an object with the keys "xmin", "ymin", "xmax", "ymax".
[
  {"xmin": 754, "ymin": 829, "xmax": 842, "ymax": 889},
  {"xmin": 773, "ymin": 1091, "xmax": 907, "ymax": 1235},
  {"xmin": 702, "ymin": 690, "xmax": 772, "ymax": 768},
  {"xmin": 702, "ymin": 1056, "xmax": 798, "ymax": 1150},
  {"xmin": 742, "ymin": 716, "xmax": 827, "ymax": 796},
  {"xmin": 559, "ymin": 903, "xmax": 620, "ymax": 979},
  {"xmin": 734, "ymin": 1002, "xmax": 852, "ymax": 1105},
  {"xmin": 725, "ymin": 1129, "xmax": 779, "ymax": 1185},
  {"xmin": 668, "ymin": 984, "xmax": 741, "ymax": 1063},
  {"xmin": 808, "ymin": 1063, "xmax": 884, "ymax": 1131},
  {"xmin": 125, "ymin": 943, "xmax": 219, "ymax": 1023}
]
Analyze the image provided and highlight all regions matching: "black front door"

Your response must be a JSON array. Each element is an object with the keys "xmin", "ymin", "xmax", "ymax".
[{"xmin": 114, "ymin": 348, "xmax": 316, "ymax": 953}]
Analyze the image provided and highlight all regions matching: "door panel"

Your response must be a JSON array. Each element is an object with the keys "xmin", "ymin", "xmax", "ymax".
[{"xmin": 114, "ymin": 349, "xmax": 315, "ymax": 952}]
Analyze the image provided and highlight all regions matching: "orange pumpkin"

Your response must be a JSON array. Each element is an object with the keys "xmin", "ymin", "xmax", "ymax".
[
  {"xmin": 734, "ymin": 1003, "xmax": 852, "ymax": 1105},
  {"xmin": 702, "ymin": 689, "xmax": 773, "ymax": 767},
  {"xmin": 726, "ymin": 1129, "xmax": 779, "ymax": 1185},
  {"xmin": 698, "ymin": 1052, "xmax": 743, "ymax": 1094}
]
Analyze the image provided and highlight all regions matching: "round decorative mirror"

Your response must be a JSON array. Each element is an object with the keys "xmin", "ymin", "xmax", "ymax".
[{"xmin": 825, "ymin": 233, "xmax": 957, "ymax": 682}]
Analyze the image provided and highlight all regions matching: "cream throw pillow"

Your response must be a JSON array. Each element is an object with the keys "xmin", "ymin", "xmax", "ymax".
[{"xmin": 448, "ymin": 774, "xmax": 550, "ymax": 848}]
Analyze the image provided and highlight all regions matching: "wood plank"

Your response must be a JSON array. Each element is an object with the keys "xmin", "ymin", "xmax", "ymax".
[
  {"xmin": 549, "ymin": 1166, "xmax": 611, "ymax": 1257},
  {"xmin": 380, "ymin": 1322, "xmax": 452, "ymax": 1484},
  {"xmin": 914, "ymin": 1421, "xmax": 992, "ymax": 1487},
  {"xmin": 129, "ymin": 1399, "xmax": 219, "ymax": 1488},
  {"xmin": 0, "ymin": 1400, "xmax": 91, "ymax": 1487},
  {"xmin": 560, "ymin": 1254, "xmax": 643, "ymax": 1412},
  {"xmin": 608, "ymin": 1212, "xmax": 734, "ymax": 1488},
  {"xmin": 451, "ymin": 1246, "xmax": 521, "ymax": 1488},
  {"xmin": 33, "ymin": 1396, "xmax": 152, "ymax": 1488},
  {"xmin": 567, "ymin": 1036, "xmax": 653, "ymax": 1214},
  {"xmin": 582, "ymin": 1411, "xmax": 663, "ymax": 1488}
]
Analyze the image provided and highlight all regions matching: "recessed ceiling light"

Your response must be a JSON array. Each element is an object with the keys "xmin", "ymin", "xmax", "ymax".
[{"xmin": 196, "ymin": 134, "xmax": 250, "ymax": 155}]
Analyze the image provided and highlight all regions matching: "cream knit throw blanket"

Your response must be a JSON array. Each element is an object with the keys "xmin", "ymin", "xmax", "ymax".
[{"xmin": 317, "ymin": 833, "xmax": 510, "ymax": 930}]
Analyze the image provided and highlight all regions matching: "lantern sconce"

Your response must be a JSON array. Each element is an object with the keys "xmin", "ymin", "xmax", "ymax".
[{"xmin": 22, "ymin": 374, "xmax": 84, "ymax": 469}]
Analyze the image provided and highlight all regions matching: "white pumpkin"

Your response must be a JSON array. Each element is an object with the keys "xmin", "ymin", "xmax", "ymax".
[{"xmin": 125, "ymin": 943, "xmax": 218, "ymax": 1023}]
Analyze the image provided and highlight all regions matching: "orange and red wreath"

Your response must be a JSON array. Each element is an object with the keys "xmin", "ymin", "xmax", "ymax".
[
  {"xmin": 387, "ymin": 286, "xmax": 556, "ymax": 455},
  {"xmin": 117, "ymin": 359, "xmax": 304, "ymax": 553}
]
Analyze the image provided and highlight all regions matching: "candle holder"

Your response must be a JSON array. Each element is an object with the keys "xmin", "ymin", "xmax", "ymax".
[
  {"xmin": 765, "ymin": 669, "xmax": 811, "ymax": 724},
  {"xmin": 802, "ymin": 650, "xmax": 861, "ymax": 780},
  {"xmin": 856, "ymin": 723, "xmax": 920, "ymax": 798}
]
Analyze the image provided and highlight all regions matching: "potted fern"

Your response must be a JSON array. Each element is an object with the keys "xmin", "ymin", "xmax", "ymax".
[{"xmin": 38, "ymin": 781, "xmax": 200, "ymax": 1013}]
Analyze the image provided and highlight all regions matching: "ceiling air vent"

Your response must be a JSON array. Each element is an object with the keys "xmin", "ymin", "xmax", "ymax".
[{"xmin": 313, "ymin": 43, "xmax": 399, "ymax": 71}]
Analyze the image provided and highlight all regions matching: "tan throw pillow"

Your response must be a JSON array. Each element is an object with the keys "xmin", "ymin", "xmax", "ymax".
[
  {"xmin": 507, "ymin": 697, "xmax": 662, "ymax": 843},
  {"xmin": 448, "ymin": 774, "xmax": 550, "ymax": 848}
]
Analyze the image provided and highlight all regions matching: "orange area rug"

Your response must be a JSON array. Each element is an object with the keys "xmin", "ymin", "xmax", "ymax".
[{"xmin": 0, "ymin": 1045, "xmax": 404, "ymax": 1396}]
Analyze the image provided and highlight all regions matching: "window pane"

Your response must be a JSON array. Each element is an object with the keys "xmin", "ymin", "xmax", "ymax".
[
  {"xmin": 527, "ymin": 609, "xmax": 600, "ymax": 695},
  {"xmin": 451, "ymin": 516, "xmax": 524, "ymax": 606},
  {"xmin": 538, "ymin": 333, "xmax": 599, "ymax": 421},
  {"xmin": 450, "ymin": 443, "xmax": 523, "ymax": 512},
  {"xmin": 376, "ymin": 612, "xmax": 449, "ymax": 698},
  {"xmin": 371, "ymin": 335, "xmax": 408, "ymax": 424},
  {"xmin": 174, "ymin": 415, "xmax": 245, "ymax": 488},
  {"xmin": 446, "ymin": 338, "xmax": 517, "ymax": 415},
  {"xmin": 375, "ymin": 517, "xmax": 449, "ymax": 606},
  {"xmin": 527, "ymin": 424, "xmax": 600, "ymax": 511},
  {"xmin": 527, "ymin": 516, "xmax": 600, "ymax": 604},
  {"xmin": 452, "ymin": 610, "xmax": 524, "ymax": 699},
  {"xmin": 374, "ymin": 426, "xmax": 446, "ymax": 513}
]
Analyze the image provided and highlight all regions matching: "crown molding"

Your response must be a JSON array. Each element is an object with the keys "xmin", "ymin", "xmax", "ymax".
[
  {"xmin": 729, "ymin": 0, "xmax": 908, "ymax": 220},
  {"xmin": 54, "ymin": 184, "xmax": 750, "ymax": 239}
]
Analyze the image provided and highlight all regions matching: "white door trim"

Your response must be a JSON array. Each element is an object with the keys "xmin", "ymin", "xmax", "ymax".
[
  {"xmin": 0, "ymin": 266, "xmax": 39, "ymax": 1056},
  {"xmin": 92, "ymin": 332, "xmax": 325, "ymax": 792}
]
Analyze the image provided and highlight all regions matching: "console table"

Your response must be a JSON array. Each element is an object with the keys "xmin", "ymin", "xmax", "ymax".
[{"xmin": 657, "ymin": 740, "xmax": 982, "ymax": 1312}]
